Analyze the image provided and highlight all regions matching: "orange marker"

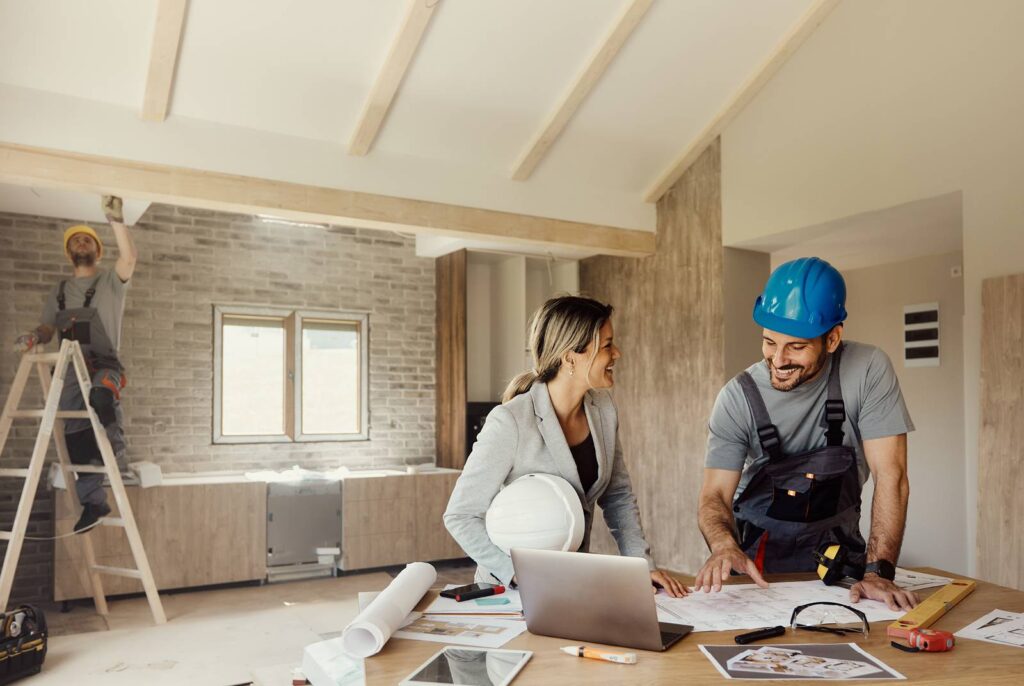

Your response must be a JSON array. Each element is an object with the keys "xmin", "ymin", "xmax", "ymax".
[{"xmin": 560, "ymin": 645, "xmax": 637, "ymax": 664}]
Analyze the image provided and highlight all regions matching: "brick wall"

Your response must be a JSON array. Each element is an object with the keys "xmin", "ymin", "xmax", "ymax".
[{"xmin": 0, "ymin": 204, "xmax": 437, "ymax": 603}]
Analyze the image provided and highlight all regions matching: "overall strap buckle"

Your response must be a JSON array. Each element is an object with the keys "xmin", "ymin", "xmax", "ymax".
[
  {"xmin": 824, "ymin": 343, "xmax": 846, "ymax": 447},
  {"xmin": 82, "ymin": 275, "xmax": 102, "ymax": 309},
  {"xmin": 756, "ymin": 425, "xmax": 784, "ymax": 462},
  {"xmin": 824, "ymin": 399, "xmax": 846, "ymax": 446},
  {"xmin": 736, "ymin": 371, "xmax": 786, "ymax": 462},
  {"xmin": 825, "ymin": 399, "xmax": 846, "ymax": 424}
]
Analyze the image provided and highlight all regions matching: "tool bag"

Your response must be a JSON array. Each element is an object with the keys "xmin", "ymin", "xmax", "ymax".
[{"xmin": 0, "ymin": 605, "xmax": 47, "ymax": 684}]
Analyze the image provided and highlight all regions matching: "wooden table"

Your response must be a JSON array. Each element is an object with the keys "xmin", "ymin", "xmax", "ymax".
[{"xmin": 358, "ymin": 569, "xmax": 1024, "ymax": 684}]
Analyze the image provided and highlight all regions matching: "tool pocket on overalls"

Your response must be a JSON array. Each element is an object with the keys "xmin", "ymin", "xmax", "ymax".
[
  {"xmin": 767, "ymin": 471, "xmax": 845, "ymax": 522},
  {"xmin": 60, "ymin": 318, "xmax": 92, "ymax": 345},
  {"xmin": 807, "ymin": 476, "xmax": 844, "ymax": 520},
  {"xmin": 767, "ymin": 477, "xmax": 812, "ymax": 522}
]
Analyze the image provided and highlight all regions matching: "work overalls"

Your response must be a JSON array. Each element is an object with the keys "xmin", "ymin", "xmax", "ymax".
[
  {"xmin": 54, "ymin": 277, "xmax": 127, "ymax": 507},
  {"xmin": 732, "ymin": 345, "xmax": 865, "ymax": 573}
]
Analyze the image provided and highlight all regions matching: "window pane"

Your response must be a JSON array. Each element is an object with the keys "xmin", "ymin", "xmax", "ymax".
[
  {"xmin": 221, "ymin": 316, "xmax": 285, "ymax": 436},
  {"xmin": 302, "ymin": 320, "xmax": 360, "ymax": 434}
]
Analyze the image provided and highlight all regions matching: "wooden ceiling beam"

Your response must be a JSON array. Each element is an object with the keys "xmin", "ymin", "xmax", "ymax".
[
  {"xmin": 511, "ymin": 0, "xmax": 653, "ymax": 181},
  {"xmin": 141, "ymin": 0, "xmax": 189, "ymax": 122},
  {"xmin": 0, "ymin": 142, "xmax": 654, "ymax": 257},
  {"xmin": 348, "ymin": 0, "xmax": 438, "ymax": 156},
  {"xmin": 643, "ymin": 0, "xmax": 841, "ymax": 202}
]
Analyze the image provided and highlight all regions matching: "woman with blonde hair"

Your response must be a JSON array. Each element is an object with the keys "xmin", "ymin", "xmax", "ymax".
[{"xmin": 444, "ymin": 295, "xmax": 686, "ymax": 596}]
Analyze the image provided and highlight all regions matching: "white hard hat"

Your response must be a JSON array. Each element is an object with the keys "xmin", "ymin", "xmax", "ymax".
[{"xmin": 485, "ymin": 473, "xmax": 584, "ymax": 555}]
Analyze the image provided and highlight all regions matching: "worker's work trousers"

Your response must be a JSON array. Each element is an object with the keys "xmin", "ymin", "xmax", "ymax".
[{"xmin": 59, "ymin": 367, "xmax": 127, "ymax": 507}]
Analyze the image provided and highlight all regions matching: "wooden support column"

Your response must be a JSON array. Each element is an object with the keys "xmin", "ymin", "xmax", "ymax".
[
  {"xmin": 581, "ymin": 140, "xmax": 724, "ymax": 573},
  {"xmin": 978, "ymin": 273, "xmax": 1024, "ymax": 590},
  {"xmin": 436, "ymin": 250, "xmax": 467, "ymax": 469}
]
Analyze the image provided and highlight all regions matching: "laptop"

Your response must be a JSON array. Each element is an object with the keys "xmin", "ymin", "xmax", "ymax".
[{"xmin": 511, "ymin": 548, "xmax": 692, "ymax": 652}]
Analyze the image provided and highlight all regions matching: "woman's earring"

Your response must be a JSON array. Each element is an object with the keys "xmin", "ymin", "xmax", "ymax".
[{"xmin": 569, "ymin": 365, "xmax": 575, "ymax": 376}]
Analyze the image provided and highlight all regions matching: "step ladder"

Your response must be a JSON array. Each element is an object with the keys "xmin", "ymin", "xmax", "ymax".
[{"xmin": 0, "ymin": 339, "xmax": 165, "ymax": 624}]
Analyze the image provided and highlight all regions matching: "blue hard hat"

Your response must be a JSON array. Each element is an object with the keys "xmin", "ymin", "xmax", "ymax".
[{"xmin": 753, "ymin": 257, "xmax": 847, "ymax": 338}]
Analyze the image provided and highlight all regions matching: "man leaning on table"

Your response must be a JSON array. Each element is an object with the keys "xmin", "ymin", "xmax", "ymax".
[{"xmin": 694, "ymin": 257, "xmax": 919, "ymax": 611}]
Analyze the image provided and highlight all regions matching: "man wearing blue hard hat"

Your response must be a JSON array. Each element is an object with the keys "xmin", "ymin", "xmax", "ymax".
[{"xmin": 694, "ymin": 257, "xmax": 918, "ymax": 611}]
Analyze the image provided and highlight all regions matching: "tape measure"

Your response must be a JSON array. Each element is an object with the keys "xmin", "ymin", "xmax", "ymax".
[
  {"xmin": 886, "ymin": 579, "xmax": 976, "ymax": 643},
  {"xmin": 891, "ymin": 627, "xmax": 956, "ymax": 652}
]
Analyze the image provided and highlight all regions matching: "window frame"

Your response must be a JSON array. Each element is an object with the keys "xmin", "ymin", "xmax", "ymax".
[{"xmin": 213, "ymin": 304, "xmax": 370, "ymax": 444}]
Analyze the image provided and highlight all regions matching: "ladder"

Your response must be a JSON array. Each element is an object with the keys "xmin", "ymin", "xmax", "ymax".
[{"xmin": 0, "ymin": 339, "xmax": 165, "ymax": 624}]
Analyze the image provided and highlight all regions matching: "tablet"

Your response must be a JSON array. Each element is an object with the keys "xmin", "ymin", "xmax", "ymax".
[{"xmin": 400, "ymin": 646, "xmax": 533, "ymax": 686}]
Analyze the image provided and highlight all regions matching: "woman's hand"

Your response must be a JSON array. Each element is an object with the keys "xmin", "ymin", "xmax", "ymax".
[{"xmin": 651, "ymin": 569, "xmax": 689, "ymax": 597}]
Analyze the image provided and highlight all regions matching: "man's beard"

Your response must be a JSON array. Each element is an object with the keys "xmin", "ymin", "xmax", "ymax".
[
  {"xmin": 766, "ymin": 347, "xmax": 829, "ymax": 391},
  {"xmin": 71, "ymin": 252, "xmax": 96, "ymax": 267}
]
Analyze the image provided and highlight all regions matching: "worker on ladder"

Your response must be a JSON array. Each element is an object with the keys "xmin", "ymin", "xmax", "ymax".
[{"xmin": 12, "ymin": 195, "xmax": 138, "ymax": 533}]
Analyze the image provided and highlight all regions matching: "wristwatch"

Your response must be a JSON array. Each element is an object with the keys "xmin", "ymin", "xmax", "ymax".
[{"xmin": 864, "ymin": 559, "xmax": 896, "ymax": 581}]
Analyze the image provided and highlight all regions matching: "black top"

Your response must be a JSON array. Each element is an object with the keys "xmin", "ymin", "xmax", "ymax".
[{"xmin": 569, "ymin": 433, "xmax": 599, "ymax": 495}]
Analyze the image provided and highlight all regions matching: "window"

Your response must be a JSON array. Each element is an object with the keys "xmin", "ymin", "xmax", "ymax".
[{"xmin": 213, "ymin": 306, "xmax": 369, "ymax": 443}]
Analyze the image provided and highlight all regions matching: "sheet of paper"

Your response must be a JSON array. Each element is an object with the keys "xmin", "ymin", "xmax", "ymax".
[
  {"xmin": 893, "ymin": 568, "xmax": 951, "ymax": 592},
  {"xmin": 392, "ymin": 615, "xmax": 528, "ymax": 649},
  {"xmin": 423, "ymin": 585, "xmax": 523, "ymax": 616},
  {"xmin": 655, "ymin": 581, "xmax": 902, "ymax": 633},
  {"xmin": 955, "ymin": 609, "xmax": 1024, "ymax": 648},
  {"xmin": 302, "ymin": 637, "xmax": 367, "ymax": 686},
  {"xmin": 701, "ymin": 643, "xmax": 905, "ymax": 680}
]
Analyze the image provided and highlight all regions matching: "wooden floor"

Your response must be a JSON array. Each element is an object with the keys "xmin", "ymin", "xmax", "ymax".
[{"xmin": 35, "ymin": 560, "xmax": 476, "ymax": 686}]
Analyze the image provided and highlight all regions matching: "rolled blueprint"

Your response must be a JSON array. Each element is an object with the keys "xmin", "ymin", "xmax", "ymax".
[{"xmin": 341, "ymin": 561, "xmax": 437, "ymax": 657}]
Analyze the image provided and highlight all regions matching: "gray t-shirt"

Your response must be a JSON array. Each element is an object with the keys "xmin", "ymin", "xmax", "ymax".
[
  {"xmin": 40, "ymin": 269, "xmax": 129, "ymax": 352},
  {"xmin": 705, "ymin": 341, "xmax": 914, "ymax": 497}
]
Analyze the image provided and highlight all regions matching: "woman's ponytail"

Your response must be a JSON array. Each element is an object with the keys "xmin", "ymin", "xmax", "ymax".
[{"xmin": 501, "ymin": 370, "xmax": 539, "ymax": 403}]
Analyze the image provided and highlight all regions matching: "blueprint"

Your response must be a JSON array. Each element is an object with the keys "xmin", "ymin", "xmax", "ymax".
[
  {"xmin": 955, "ymin": 609, "xmax": 1024, "ymax": 648},
  {"xmin": 893, "ymin": 568, "xmax": 951, "ymax": 592},
  {"xmin": 655, "ymin": 581, "xmax": 903, "ymax": 633}
]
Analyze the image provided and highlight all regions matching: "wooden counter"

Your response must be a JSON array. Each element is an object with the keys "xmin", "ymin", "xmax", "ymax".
[
  {"xmin": 54, "ymin": 481, "xmax": 267, "ymax": 601},
  {"xmin": 54, "ymin": 469, "xmax": 466, "ymax": 600},
  {"xmin": 340, "ymin": 469, "xmax": 465, "ymax": 570},
  {"xmin": 359, "ymin": 568, "xmax": 1024, "ymax": 685}
]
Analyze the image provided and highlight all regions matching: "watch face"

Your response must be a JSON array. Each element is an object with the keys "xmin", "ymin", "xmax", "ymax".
[{"xmin": 869, "ymin": 560, "xmax": 896, "ymax": 580}]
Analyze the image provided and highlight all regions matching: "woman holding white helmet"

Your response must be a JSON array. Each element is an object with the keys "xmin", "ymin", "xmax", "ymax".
[{"xmin": 443, "ymin": 295, "xmax": 687, "ymax": 597}]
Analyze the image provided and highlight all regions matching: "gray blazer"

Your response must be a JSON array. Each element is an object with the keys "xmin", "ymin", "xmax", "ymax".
[{"xmin": 443, "ymin": 382, "xmax": 654, "ymax": 585}]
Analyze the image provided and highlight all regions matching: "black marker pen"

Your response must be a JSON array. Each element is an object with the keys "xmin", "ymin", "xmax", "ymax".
[{"xmin": 734, "ymin": 625, "xmax": 786, "ymax": 644}]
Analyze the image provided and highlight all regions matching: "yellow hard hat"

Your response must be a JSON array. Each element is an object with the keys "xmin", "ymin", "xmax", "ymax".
[{"xmin": 63, "ymin": 225, "xmax": 103, "ymax": 261}]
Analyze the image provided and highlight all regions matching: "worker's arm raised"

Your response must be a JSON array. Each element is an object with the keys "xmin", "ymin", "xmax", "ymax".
[
  {"xmin": 103, "ymin": 195, "xmax": 138, "ymax": 282},
  {"xmin": 694, "ymin": 468, "xmax": 768, "ymax": 592}
]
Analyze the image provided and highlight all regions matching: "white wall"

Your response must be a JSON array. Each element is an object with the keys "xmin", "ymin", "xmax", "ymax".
[
  {"xmin": 723, "ymin": 247, "xmax": 770, "ymax": 378},
  {"xmin": 492, "ymin": 256, "xmax": 528, "ymax": 397},
  {"xmin": 721, "ymin": 0, "xmax": 1024, "ymax": 576},
  {"xmin": 840, "ymin": 252, "xmax": 966, "ymax": 572},
  {"xmin": 467, "ymin": 253, "xmax": 580, "ymax": 402},
  {"xmin": 466, "ymin": 259, "xmax": 493, "ymax": 402}
]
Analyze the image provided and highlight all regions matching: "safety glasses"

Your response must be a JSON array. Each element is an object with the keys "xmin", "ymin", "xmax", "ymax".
[{"xmin": 789, "ymin": 601, "xmax": 869, "ymax": 637}]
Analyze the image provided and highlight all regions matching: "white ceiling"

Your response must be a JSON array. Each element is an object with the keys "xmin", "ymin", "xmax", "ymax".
[
  {"xmin": 733, "ymin": 192, "xmax": 963, "ymax": 272},
  {"xmin": 0, "ymin": 0, "xmax": 816, "ymax": 245}
]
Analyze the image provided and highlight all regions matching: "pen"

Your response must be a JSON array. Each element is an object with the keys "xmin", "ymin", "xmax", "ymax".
[
  {"xmin": 454, "ymin": 585, "xmax": 505, "ymax": 602},
  {"xmin": 560, "ymin": 645, "xmax": 637, "ymax": 665},
  {"xmin": 734, "ymin": 625, "xmax": 786, "ymax": 644}
]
